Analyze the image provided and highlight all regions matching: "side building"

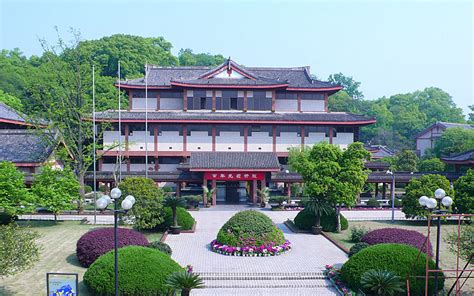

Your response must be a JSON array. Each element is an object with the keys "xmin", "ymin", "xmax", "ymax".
[
  {"xmin": 416, "ymin": 121, "xmax": 473, "ymax": 157},
  {"xmin": 91, "ymin": 59, "xmax": 376, "ymax": 204}
]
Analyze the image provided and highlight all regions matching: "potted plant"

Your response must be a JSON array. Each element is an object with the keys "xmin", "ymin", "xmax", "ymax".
[
  {"xmin": 166, "ymin": 268, "xmax": 204, "ymax": 296},
  {"xmin": 202, "ymin": 186, "xmax": 215, "ymax": 207},
  {"xmin": 302, "ymin": 196, "xmax": 332, "ymax": 235},
  {"xmin": 164, "ymin": 195, "xmax": 186, "ymax": 234},
  {"xmin": 269, "ymin": 196, "xmax": 288, "ymax": 210},
  {"xmin": 184, "ymin": 195, "xmax": 201, "ymax": 210},
  {"xmin": 257, "ymin": 187, "xmax": 270, "ymax": 208}
]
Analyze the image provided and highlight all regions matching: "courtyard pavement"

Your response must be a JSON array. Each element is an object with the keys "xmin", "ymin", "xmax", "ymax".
[{"xmin": 164, "ymin": 205, "xmax": 347, "ymax": 295}]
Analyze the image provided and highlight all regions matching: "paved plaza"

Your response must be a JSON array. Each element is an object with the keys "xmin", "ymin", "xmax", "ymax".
[{"xmin": 164, "ymin": 206, "xmax": 347, "ymax": 295}]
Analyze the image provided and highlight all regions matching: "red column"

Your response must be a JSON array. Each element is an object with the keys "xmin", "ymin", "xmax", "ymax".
[
  {"xmin": 126, "ymin": 157, "xmax": 131, "ymax": 172},
  {"xmin": 287, "ymin": 183, "xmax": 292, "ymax": 199},
  {"xmin": 244, "ymin": 126, "xmax": 248, "ymax": 152},
  {"xmin": 124, "ymin": 124, "xmax": 129, "ymax": 152},
  {"xmin": 243, "ymin": 91, "xmax": 248, "ymax": 112},
  {"xmin": 128, "ymin": 90, "xmax": 133, "ymax": 110},
  {"xmin": 212, "ymin": 126, "xmax": 216, "ymax": 152},
  {"xmin": 271, "ymin": 90, "xmax": 276, "ymax": 112},
  {"xmin": 324, "ymin": 93, "xmax": 328, "ymax": 112},
  {"xmin": 301, "ymin": 126, "xmax": 305, "ymax": 148},
  {"xmin": 212, "ymin": 90, "xmax": 216, "ymax": 112},
  {"xmin": 252, "ymin": 180, "xmax": 257, "ymax": 205},
  {"xmin": 183, "ymin": 125, "xmax": 187, "ymax": 152},
  {"xmin": 154, "ymin": 126, "xmax": 158, "ymax": 152},
  {"xmin": 176, "ymin": 182, "xmax": 181, "ymax": 197},
  {"xmin": 297, "ymin": 93, "xmax": 302, "ymax": 112},
  {"xmin": 272, "ymin": 125, "xmax": 276, "ymax": 153},
  {"xmin": 329, "ymin": 127, "xmax": 334, "ymax": 144},
  {"xmin": 203, "ymin": 177, "xmax": 208, "ymax": 206},
  {"xmin": 183, "ymin": 89, "xmax": 188, "ymax": 112},
  {"xmin": 212, "ymin": 179, "xmax": 217, "ymax": 205},
  {"xmin": 156, "ymin": 92, "xmax": 160, "ymax": 111}
]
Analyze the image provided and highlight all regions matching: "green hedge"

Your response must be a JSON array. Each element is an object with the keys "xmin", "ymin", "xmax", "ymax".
[
  {"xmin": 84, "ymin": 246, "xmax": 182, "ymax": 295},
  {"xmin": 159, "ymin": 207, "xmax": 195, "ymax": 230},
  {"xmin": 294, "ymin": 209, "xmax": 348, "ymax": 232},
  {"xmin": 341, "ymin": 243, "xmax": 443, "ymax": 295},
  {"xmin": 216, "ymin": 210, "xmax": 286, "ymax": 246}
]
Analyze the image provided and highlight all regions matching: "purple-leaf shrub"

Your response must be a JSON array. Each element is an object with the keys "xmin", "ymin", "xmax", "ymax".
[
  {"xmin": 76, "ymin": 227, "xmax": 149, "ymax": 267},
  {"xmin": 361, "ymin": 228, "xmax": 433, "ymax": 256}
]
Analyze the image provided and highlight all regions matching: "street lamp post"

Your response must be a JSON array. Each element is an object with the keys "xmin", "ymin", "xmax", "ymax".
[
  {"xmin": 96, "ymin": 188, "xmax": 135, "ymax": 296},
  {"xmin": 386, "ymin": 170, "xmax": 395, "ymax": 223},
  {"xmin": 418, "ymin": 189, "xmax": 453, "ymax": 296}
]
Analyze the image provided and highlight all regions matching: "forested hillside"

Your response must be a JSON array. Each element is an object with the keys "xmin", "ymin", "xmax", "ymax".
[{"xmin": 0, "ymin": 34, "xmax": 471, "ymax": 151}]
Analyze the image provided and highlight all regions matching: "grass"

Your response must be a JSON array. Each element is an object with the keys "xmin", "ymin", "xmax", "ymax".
[
  {"xmin": 325, "ymin": 220, "xmax": 473, "ymax": 293},
  {"xmin": 0, "ymin": 220, "xmax": 162, "ymax": 296}
]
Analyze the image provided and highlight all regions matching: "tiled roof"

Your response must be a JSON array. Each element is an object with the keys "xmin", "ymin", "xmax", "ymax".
[
  {"xmin": 0, "ymin": 102, "xmax": 27, "ymax": 124},
  {"xmin": 365, "ymin": 145, "xmax": 395, "ymax": 158},
  {"xmin": 189, "ymin": 152, "xmax": 280, "ymax": 170},
  {"xmin": 415, "ymin": 121, "xmax": 473, "ymax": 138},
  {"xmin": 120, "ymin": 59, "xmax": 339, "ymax": 91},
  {"xmin": 0, "ymin": 129, "xmax": 54, "ymax": 163},
  {"xmin": 94, "ymin": 110, "xmax": 375, "ymax": 124},
  {"xmin": 441, "ymin": 149, "xmax": 474, "ymax": 162}
]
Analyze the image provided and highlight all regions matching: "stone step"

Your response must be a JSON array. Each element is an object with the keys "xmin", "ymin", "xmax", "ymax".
[
  {"xmin": 201, "ymin": 278, "xmax": 333, "ymax": 289},
  {"xmin": 198, "ymin": 271, "xmax": 325, "ymax": 281},
  {"xmin": 191, "ymin": 287, "xmax": 339, "ymax": 296}
]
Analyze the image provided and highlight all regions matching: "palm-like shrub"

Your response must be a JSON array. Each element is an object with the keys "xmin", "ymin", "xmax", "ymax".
[
  {"xmin": 166, "ymin": 270, "xmax": 204, "ymax": 296},
  {"xmin": 202, "ymin": 186, "xmax": 215, "ymax": 205},
  {"xmin": 360, "ymin": 270, "xmax": 405, "ymax": 296},
  {"xmin": 160, "ymin": 207, "xmax": 195, "ymax": 230},
  {"xmin": 84, "ymin": 246, "xmax": 182, "ymax": 295},
  {"xmin": 302, "ymin": 196, "xmax": 332, "ymax": 229},
  {"xmin": 76, "ymin": 227, "xmax": 149, "ymax": 267},
  {"xmin": 163, "ymin": 196, "xmax": 186, "ymax": 227},
  {"xmin": 294, "ymin": 209, "xmax": 349, "ymax": 232},
  {"xmin": 258, "ymin": 187, "xmax": 270, "ymax": 207},
  {"xmin": 361, "ymin": 228, "xmax": 432, "ymax": 256}
]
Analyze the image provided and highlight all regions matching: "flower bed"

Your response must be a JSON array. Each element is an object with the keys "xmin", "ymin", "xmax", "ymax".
[
  {"xmin": 324, "ymin": 265, "xmax": 355, "ymax": 296},
  {"xmin": 210, "ymin": 239, "xmax": 291, "ymax": 256}
]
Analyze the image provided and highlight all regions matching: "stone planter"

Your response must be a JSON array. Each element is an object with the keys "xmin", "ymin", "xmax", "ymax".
[
  {"xmin": 169, "ymin": 226, "xmax": 182, "ymax": 235},
  {"xmin": 311, "ymin": 225, "xmax": 323, "ymax": 235}
]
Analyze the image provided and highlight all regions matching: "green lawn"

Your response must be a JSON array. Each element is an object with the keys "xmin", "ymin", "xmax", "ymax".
[
  {"xmin": 0, "ymin": 221, "xmax": 162, "ymax": 296},
  {"xmin": 325, "ymin": 220, "xmax": 473, "ymax": 293}
]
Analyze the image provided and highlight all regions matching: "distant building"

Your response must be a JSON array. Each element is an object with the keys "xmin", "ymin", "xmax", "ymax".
[
  {"xmin": 364, "ymin": 144, "xmax": 395, "ymax": 160},
  {"xmin": 441, "ymin": 149, "xmax": 474, "ymax": 172},
  {"xmin": 0, "ymin": 102, "xmax": 57, "ymax": 176},
  {"xmin": 415, "ymin": 121, "xmax": 473, "ymax": 157}
]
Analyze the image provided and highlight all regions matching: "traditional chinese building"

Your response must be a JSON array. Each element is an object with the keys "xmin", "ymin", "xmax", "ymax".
[{"xmin": 91, "ymin": 59, "xmax": 376, "ymax": 204}]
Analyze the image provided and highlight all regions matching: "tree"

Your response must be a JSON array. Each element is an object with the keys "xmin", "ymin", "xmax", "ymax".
[
  {"xmin": 32, "ymin": 166, "xmax": 79, "ymax": 221},
  {"xmin": 0, "ymin": 224, "xmax": 40, "ymax": 277},
  {"xmin": 328, "ymin": 73, "xmax": 364, "ymax": 99},
  {"xmin": 433, "ymin": 127, "xmax": 474, "ymax": 157},
  {"xmin": 0, "ymin": 161, "xmax": 35, "ymax": 217},
  {"xmin": 178, "ymin": 49, "xmax": 225, "ymax": 66},
  {"xmin": 0, "ymin": 89, "xmax": 23, "ymax": 111},
  {"xmin": 301, "ymin": 196, "xmax": 332, "ymax": 234},
  {"xmin": 392, "ymin": 150, "xmax": 419, "ymax": 172},
  {"xmin": 454, "ymin": 169, "xmax": 474, "ymax": 214},
  {"xmin": 418, "ymin": 158, "xmax": 445, "ymax": 172},
  {"xmin": 163, "ymin": 195, "xmax": 186, "ymax": 231},
  {"xmin": 289, "ymin": 142, "xmax": 370, "ymax": 232},
  {"xmin": 468, "ymin": 105, "xmax": 474, "ymax": 124},
  {"xmin": 402, "ymin": 174, "xmax": 454, "ymax": 219},
  {"xmin": 119, "ymin": 177, "xmax": 165, "ymax": 230}
]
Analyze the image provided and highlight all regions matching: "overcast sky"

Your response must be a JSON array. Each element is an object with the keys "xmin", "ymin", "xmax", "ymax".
[{"xmin": 1, "ymin": 0, "xmax": 472, "ymax": 115}]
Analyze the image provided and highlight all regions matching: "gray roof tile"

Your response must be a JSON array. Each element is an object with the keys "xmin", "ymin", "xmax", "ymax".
[
  {"xmin": 0, "ymin": 102, "xmax": 27, "ymax": 124},
  {"xmin": 0, "ymin": 129, "xmax": 54, "ymax": 163},
  {"xmin": 190, "ymin": 152, "xmax": 280, "ymax": 170}
]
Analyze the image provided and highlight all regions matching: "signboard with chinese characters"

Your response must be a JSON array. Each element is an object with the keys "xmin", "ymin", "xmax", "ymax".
[
  {"xmin": 46, "ymin": 273, "xmax": 78, "ymax": 296},
  {"xmin": 204, "ymin": 171, "xmax": 264, "ymax": 181}
]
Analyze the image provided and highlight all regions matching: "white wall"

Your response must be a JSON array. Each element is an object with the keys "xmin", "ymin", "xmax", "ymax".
[
  {"xmin": 305, "ymin": 132, "xmax": 328, "ymax": 146},
  {"xmin": 158, "ymin": 131, "xmax": 183, "ymax": 151},
  {"xmin": 276, "ymin": 132, "xmax": 300, "ymax": 152},
  {"xmin": 333, "ymin": 132, "xmax": 354, "ymax": 150},
  {"xmin": 132, "ymin": 98, "xmax": 157, "ymax": 110},
  {"xmin": 216, "ymin": 132, "xmax": 244, "ymax": 151},
  {"xmin": 417, "ymin": 139, "xmax": 432, "ymax": 156},
  {"xmin": 301, "ymin": 100, "xmax": 325, "ymax": 112},
  {"xmin": 247, "ymin": 132, "xmax": 273, "ymax": 152},
  {"xmin": 160, "ymin": 98, "xmax": 183, "ymax": 110},
  {"xmin": 275, "ymin": 99, "xmax": 298, "ymax": 112},
  {"xmin": 103, "ymin": 131, "xmax": 125, "ymax": 151},
  {"xmin": 187, "ymin": 131, "xmax": 212, "ymax": 151},
  {"xmin": 128, "ymin": 131, "xmax": 154, "ymax": 151}
]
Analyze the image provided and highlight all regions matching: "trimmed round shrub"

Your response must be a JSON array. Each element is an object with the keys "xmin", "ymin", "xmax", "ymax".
[
  {"xmin": 294, "ymin": 209, "xmax": 348, "ymax": 232},
  {"xmin": 349, "ymin": 242, "xmax": 370, "ymax": 257},
  {"xmin": 76, "ymin": 227, "xmax": 149, "ymax": 267},
  {"xmin": 159, "ymin": 207, "xmax": 195, "ymax": 230},
  {"xmin": 216, "ymin": 210, "xmax": 286, "ymax": 247},
  {"xmin": 361, "ymin": 228, "xmax": 432, "ymax": 256},
  {"xmin": 341, "ymin": 244, "xmax": 443, "ymax": 295},
  {"xmin": 149, "ymin": 241, "xmax": 172, "ymax": 256},
  {"xmin": 84, "ymin": 246, "xmax": 182, "ymax": 295}
]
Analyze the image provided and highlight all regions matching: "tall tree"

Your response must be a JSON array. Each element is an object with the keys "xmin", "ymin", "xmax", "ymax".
[
  {"xmin": 32, "ymin": 165, "xmax": 79, "ymax": 221},
  {"xmin": 0, "ymin": 89, "xmax": 23, "ymax": 111},
  {"xmin": 0, "ymin": 161, "xmax": 35, "ymax": 217},
  {"xmin": 453, "ymin": 169, "xmax": 474, "ymax": 214},
  {"xmin": 178, "ymin": 49, "xmax": 225, "ymax": 66},
  {"xmin": 392, "ymin": 150, "xmax": 419, "ymax": 172},
  {"xmin": 289, "ymin": 142, "xmax": 370, "ymax": 231},
  {"xmin": 433, "ymin": 127, "xmax": 474, "ymax": 157},
  {"xmin": 328, "ymin": 73, "xmax": 364, "ymax": 99}
]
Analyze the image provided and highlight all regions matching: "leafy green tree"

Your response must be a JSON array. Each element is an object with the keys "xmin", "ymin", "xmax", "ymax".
[
  {"xmin": 289, "ymin": 142, "xmax": 370, "ymax": 231},
  {"xmin": 402, "ymin": 174, "xmax": 454, "ymax": 219},
  {"xmin": 453, "ymin": 169, "xmax": 474, "ymax": 214},
  {"xmin": 468, "ymin": 105, "xmax": 474, "ymax": 124},
  {"xmin": 418, "ymin": 158, "xmax": 445, "ymax": 172},
  {"xmin": 328, "ymin": 73, "xmax": 364, "ymax": 99},
  {"xmin": 119, "ymin": 177, "xmax": 165, "ymax": 230},
  {"xmin": 0, "ymin": 161, "xmax": 35, "ymax": 217},
  {"xmin": 0, "ymin": 89, "xmax": 23, "ymax": 111},
  {"xmin": 0, "ymin": 224, "xmax": 40, "ymax": 277},
  {"xmin": 392, "ymin": 150, "xmax": 419, "ymax": 172},
  {"xmin": 433, "ymin": 127, "xmax": 474, "ymax": 157},
  {"xmin": 178, "ymin": 49, "xmax": 225, "ymax": 66},
  {"xmin": 32, "ymin": 166, "xmax": 79, "ymax": 221},
  {"xmin": 0, "ymin": 49, "xmax": 33, "ymax": 102}
]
